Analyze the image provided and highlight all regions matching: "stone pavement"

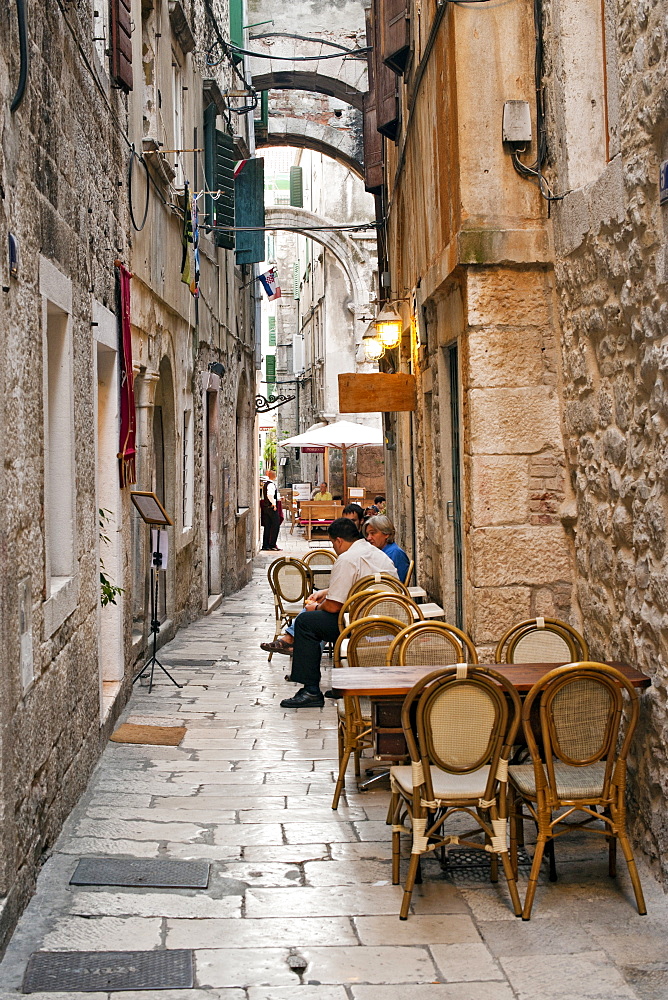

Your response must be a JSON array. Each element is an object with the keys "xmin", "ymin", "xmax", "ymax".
[{"xmin": 1, "ymin": 527, "xmax": 667, "ymax": 1000}]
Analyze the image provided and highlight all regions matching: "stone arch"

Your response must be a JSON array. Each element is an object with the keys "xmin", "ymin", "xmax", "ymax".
[
  {"xmin": 251, "ymin": 70, "xmax": 365, "ymax": 110},
  {"xmin": 257, "ymin": 119, "xmax": 363, "ymax": 179},
  {"xmin": 265, "ymin": 205, "xmax": 372, "ymax": 317},
  {"xmin": 235, "ymin": 371, "xmax": 253, "ymax": 507}
]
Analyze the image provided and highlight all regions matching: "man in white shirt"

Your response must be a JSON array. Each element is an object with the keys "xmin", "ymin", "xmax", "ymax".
[{"xmin": 280, "ymin": 517, "xmax": 398, "ymax": 708}]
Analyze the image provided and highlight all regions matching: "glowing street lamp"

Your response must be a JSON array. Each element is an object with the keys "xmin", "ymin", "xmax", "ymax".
[
  {"xmin": 362, "ymin": 324, "xmax": 385, "ymax": 361},
  {"xmin": 374, "ymin": 304, "xmax": 403, "ymax": 349}
]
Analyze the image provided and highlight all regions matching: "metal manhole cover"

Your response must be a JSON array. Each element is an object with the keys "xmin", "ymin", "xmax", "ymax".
[
  {"xmin": 22, "ymin": 949, "xmax": 194, "ymax": 993},
  {"xmin": 70, "ymin": 858, "xmax": 210, "ymax": 888}
]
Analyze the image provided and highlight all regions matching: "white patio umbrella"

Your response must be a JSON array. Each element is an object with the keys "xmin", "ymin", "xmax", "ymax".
[{"xmin": 280, "ymin": 419, "xmax": 383, "ymax": 499}]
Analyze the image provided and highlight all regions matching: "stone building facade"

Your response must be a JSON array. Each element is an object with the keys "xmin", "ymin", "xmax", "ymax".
[
  {"xmin": 370, "ymin": 0, "xmax": 575, "ymax": 639},
  {"xmin": 0, "ymin": 0, "xmax": 258, "ymax": 946},
  {"xmin": 541, "ymin": 0, "xmax": 668, "ymax": 874}
]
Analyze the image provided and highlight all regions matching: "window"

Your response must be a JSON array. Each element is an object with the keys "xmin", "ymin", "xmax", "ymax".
[
  {"xmin": 182, "ymin": 408, "xmax": 193, "ymax": 529},
  {"xmin": 268, "ymin": 317, "xmax": 277, "ymax": 347},
  {"xmin": 92, "ymin": 1, "xmax": 110, "ymax": 67},
  {"xmin": 172, "ymin": 55, "xmax": 184, "ymax": 187}
]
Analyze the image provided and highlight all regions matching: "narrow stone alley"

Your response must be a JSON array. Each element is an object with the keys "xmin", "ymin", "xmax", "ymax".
[{"xmin": 1, "ymin": 533, "xmax": 667, "ymax": 1000}]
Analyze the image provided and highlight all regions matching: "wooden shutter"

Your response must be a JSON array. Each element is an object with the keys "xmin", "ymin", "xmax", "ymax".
[
  {"xmin": 110, "ymin": 0, "xmax": 133, "ymax": 92},
  {"xmin": 380, "ymin": 0, "xmax": 411, "ymax": 75},
  {"xmin": 229, "ymin": 0, "xmax": 244, "ymax": 63},
  {"xmin": 235, "ymin": 158, "xmax": 265, "ymax": 265},
  {"xmin": 289, "ymin": 166, "xmax": 303, "ymax": 207},
  {"xmin": 203, "ymin": 105, "xmax": 235, "ymax": 250},
  {"xmin": 363, "ymin": 8, "xmax": 383, "ymax": 193},
  {"xmin": 371, "ymin": 2, "xmax": 399, "ymax": 141}
]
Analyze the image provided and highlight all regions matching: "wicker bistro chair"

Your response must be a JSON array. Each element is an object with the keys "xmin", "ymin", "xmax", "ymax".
[
  {"xmin": 495, "ymin": 617, "xmax": 589, "ymax": 664},
  {"xmin": 508, "ymin": 661, "xmax": 646, "ymax": 920},
  {"xmin": 387, "ymin": 621, "xmax": 479, "ymax": 668},
  {"xmin": 356, "ymin": 592, "xmax": 424, "ymax": 628},
  {"xmin": 266, "ymin": 557, "xmax": 312, "ymax": 661},
  {"xmin": 331, "ymin": 615, "xmax": 407, "ymax": 810},
  {"xmin": 348, "ymin": 574, "xmax": 411, "ymax": 599},
  {"xmin": 391, "ymin": 666, "xmax": 523, "ymax": 919},
  {"xmin": 337, "ymin": 589, "xmax": 387, "ymax": 630},
  {"xmin": 302, "ymin": 548, "xmax": 337, "ymax": 590},
  {"xmin": 403, "ymin": 559, "xmax": 415, "ymax": 585}
]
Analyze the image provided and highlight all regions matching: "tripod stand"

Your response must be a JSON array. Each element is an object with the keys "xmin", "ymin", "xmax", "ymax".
[{"xmin": 133, "ymin": 530, "xmax": 182, "ymax": 693}]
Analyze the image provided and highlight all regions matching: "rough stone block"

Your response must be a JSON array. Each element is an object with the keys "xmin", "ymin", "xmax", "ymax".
[
  {"xmin": 467, "ymin": 270, "xmax": 551, "ymax": 327},
  {"xmin": 469, "ymin": 587, "xmax": 533, "ymax": 644},
  {"xmin": 469, "ymin": 388, "xmax": 564, "ymax": 454},
  {"xmin": 467, "ymin": 327, "xmax": 547, "ymax": 388},
  {"xmin": 469, "ymin": 456, "xmax": 529, "ymax": 527},
  {"xmin": 470, "ymin": 526, "xmax": 571, "ymax": 587}
]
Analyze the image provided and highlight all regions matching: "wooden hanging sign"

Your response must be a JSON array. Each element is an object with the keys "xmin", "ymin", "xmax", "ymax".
[{"xmin": 338, "ymin": 373, "xmax": 417, "ymax": 413}]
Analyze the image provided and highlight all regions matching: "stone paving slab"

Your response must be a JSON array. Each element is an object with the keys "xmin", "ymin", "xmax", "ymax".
[{"xmin": 0, "ymin": 531, "xmax": 660, "ymax": 998}]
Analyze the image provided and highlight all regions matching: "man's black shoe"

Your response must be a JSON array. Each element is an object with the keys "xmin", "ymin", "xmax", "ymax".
[
  {"xmin": 280, "ymin": 689, "xmax": 324, "ymax": 709},
  {"xmin": 324, "ymin": 689, "xmax": 340, "ymax": 699}
]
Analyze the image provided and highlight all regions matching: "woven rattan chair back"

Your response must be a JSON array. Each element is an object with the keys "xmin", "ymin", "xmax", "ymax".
[
  {"xmin": 337, "ymin": 589, "xmax": 381, "ymax": 629},
  {"xmin": 405, "ymin": 667, "xmax": 519, "ymax": 776},
  {"xmin": 302, "ymin": 548, "xmax": 336, "ymax": 589},
  {"xmin": 526, "ymin": 663, "xmax": 632, "ymax": 777},
  {"xmin": 495, "ymin": 617, "xmax": 588, "ymax": 663},
  {"xmin": 356, "ymin": 593, "xmax": 423, "ymax": 627},
  {"xmin": 333, "ymin": 615, "xmax": 407, "ymax": 670},
  {"xmin": 349, "ymin": 574, "xmax": 410, "ymax": 598},
  {"xmin": 269, "ymin": 558, "xmax": 312, "ymax": 608},
  {"xmin": 388, "ymin": 622, "xmax": 478, "ymax": 667}
]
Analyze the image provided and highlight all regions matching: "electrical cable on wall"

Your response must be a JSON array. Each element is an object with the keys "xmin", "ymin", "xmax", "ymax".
[{"xmin": 128, "ymin": 149, "xmax": 150, "ymax": 231}]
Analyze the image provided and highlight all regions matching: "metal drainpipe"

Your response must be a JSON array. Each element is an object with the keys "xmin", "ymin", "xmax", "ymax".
[{"xmin": 11, "ymin": 0, "xmax": 29, "ymax": 113}]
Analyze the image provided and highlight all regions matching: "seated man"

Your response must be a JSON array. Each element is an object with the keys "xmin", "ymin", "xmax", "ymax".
[
  {"xmin": 279, "ymin": 517, "xmax": 399, "ymax": 708},
  {"xmin": 310, "ymin": 481, "xmax": 333, "ymax": 501},
  {"xmin": 364, "ymin": 514, "xmax": 410, "ymax": 583},
  {"xmin": 342, "ymin": 502, "xmax": 365, "ymax": 531},
  {"xmin": 260, "ymin": 501, "xmax": 369, "ymax": 657},
  {"xmin": 374, "ymin": 495, "xmax": 387, "ymax": 515}
]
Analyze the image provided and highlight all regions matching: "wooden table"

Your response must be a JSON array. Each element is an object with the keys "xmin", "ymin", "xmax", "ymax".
[{"xmin": 334, "ymin": 662, "xmax": 650, "ymax": 763}]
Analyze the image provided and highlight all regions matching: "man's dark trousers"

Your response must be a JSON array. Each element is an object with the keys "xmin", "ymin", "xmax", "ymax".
[
  {"xmin": 290, "ymin": 609, "xmax": 340, "ymax": 688},
  {"xmin": 262, "ymin": 507, "xmax": 280, "ymax": 549}
]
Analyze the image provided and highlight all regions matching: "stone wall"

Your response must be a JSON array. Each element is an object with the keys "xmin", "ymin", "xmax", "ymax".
[{"xmin": 543, "ymin": 0, "xmax": 668, "ymax": 874}]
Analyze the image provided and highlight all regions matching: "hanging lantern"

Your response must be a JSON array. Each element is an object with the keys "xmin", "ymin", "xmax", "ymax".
[
  {"xmin": 362, "ymin": 328, "xmax": 385, "ymax": 361},
  {"xmin": 374, "ymin": 304, "xmax": 403, "ymax": 349}
]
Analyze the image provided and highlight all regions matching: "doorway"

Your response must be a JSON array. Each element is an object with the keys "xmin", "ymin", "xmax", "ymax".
[
  {"xmin": 206, "ymin": 389, "xmax": 222, "ymax": 597},
  {"xmin": 437, "ymin": 343, "xmax": 464, "ymax": 628}
]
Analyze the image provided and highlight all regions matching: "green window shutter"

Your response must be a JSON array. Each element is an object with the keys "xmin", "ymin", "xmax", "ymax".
[
  {"xmin": 268, "ymin": 317, "xmax": 276, "ymax": 346},
  {"xmin": 266, "ymin": 355, "xmax": 276, "ymax": 379},
  {"xmin": 289, "ymin": 165, "xmax": 303, "ymax": 207},
  {"xmin": 235, "ymin": 158, "xmax": 265, "ymax": 264},
  {"xmin": 215, "ymin": 129, "xmax": 236, "ymax": 249},
  {"xmin": 293, "ymin": 262, "xmax": 300, "ymax": 299},
  {"xmin": 229, "ymin": 0, "xmax": 244, "ymax": 63},
  {"xmin": 203, "ymin": 104, "xmax": 235, "ymax": 250}
]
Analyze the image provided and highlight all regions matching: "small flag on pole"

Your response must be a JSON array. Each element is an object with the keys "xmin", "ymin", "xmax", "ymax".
[{"xmin": 258, "ymin": 267, "xmax": 282, "ymax": 300}]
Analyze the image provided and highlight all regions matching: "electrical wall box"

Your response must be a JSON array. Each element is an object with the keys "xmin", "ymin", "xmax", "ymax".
[{"xmin": 502, "ymin": 101, "xmax": 532, "ymax": 144}]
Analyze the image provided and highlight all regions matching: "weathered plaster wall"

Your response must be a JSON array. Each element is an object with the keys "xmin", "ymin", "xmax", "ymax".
[{"xmin": 544, "ymin": 0, "xmax": 668, "ymax": 873}]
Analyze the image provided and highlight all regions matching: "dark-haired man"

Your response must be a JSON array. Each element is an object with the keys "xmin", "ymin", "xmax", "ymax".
[
  {"xmin": 279, "ymin": 517, "xmax": 398, "ymax": 708},
  {"xmin": 342, "ymin": 502, "xmax": 365, "ymax": 531}
]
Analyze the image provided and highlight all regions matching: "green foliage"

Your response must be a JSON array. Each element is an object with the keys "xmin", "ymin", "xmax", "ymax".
[
  {"xmin": 99, "ymin": 508, "xmax": 124, "ymax": 608},
  {"xmin": 263, "ymin": 431, "xmax": 277, "ymax": 470}
]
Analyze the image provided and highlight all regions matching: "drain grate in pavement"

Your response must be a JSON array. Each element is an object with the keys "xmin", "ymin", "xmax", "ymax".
[
  {"xmin": 22, "ymin": 949, "xmax": 194, "ymax": 993},
  {"xmin": 437, "ymin": 846, "xmax": 533, "ymax": 885},
  {"xmin": 70, "ymin": 858, "xmax": 210, "ymax": 889}
]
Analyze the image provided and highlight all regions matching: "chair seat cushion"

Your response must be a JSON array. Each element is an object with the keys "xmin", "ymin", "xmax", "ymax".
[
  {"xmin": 391, "ymin": 764, "xmax": 491, "ymax": 800},
  {"xmin": 509, "ymin": 762, "xmax": 607, "ymax": 799},
  {"xmin": 336, "ymin": 697, "xmax": 371, "ymax": 721}
]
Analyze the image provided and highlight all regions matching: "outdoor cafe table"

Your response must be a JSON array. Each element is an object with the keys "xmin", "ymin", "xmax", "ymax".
[{"xmin": 333, "ymin": 662, "xmax": 651, "ymax": 762}]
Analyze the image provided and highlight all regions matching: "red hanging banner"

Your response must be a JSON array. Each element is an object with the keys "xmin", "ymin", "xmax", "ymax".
[{"xmin": 116, "ymin": 263, "xmax": 137, "ymax": 487}]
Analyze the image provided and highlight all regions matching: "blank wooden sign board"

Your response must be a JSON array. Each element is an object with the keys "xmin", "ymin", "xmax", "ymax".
[{"xmin": 338, "ymin": 373, "xmax": 417, "ymax": 413}]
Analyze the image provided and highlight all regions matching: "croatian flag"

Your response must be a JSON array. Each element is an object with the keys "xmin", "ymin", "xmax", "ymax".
[{"xmin": 258, "ymin": 267, "xmax": 282, "ymax": 300}]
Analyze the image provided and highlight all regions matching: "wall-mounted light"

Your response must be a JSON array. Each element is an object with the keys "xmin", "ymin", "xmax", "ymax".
[
  {"xmin": 208, "ymin": 361, "xmax": 226, "ymax": 377},
  {"xmin": 374, "ymin": 303, "xmax": 402, "ymax": 349},
  {"xmin": 362, "ymin": 321, "xmax": 385, "ymax": 362}
]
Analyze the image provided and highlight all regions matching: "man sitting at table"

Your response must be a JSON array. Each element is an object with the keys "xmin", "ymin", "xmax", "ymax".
[
  {"xmin": 278, "ymin": 517, "xmax": 398, "ymax": 708},
  {"xmin": 310, "ymin": 481, "xmax": 332, "ymax": 501}
]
